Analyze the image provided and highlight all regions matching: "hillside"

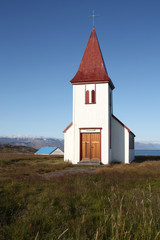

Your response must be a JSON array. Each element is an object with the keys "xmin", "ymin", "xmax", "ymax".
[
  {"xmin": 135, "ymin": 141, "xmax": 160, "ymax": 150},
  {"xmin": 0, "ymin": 144, "xmax": 36, "ymax": 153},
  {"xmin": 0, "ymin": 136, "xmax": 64, "ymax": 150}
]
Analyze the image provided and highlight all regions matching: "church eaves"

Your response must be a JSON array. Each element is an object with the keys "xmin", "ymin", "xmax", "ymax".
[{"xmin": 71, "ymin": 27, "xmax": 115, "ymax": 89}]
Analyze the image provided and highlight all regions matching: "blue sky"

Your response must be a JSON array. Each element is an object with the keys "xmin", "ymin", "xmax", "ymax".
[{"xmin": 0, "ymin": 0, "xmax": 160, "ymax": 142}]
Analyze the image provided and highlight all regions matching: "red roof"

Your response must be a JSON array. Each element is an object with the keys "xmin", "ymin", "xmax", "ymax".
[{"xmin": 71, "ymin": 27, "xmax": 114, "ymax": 89}]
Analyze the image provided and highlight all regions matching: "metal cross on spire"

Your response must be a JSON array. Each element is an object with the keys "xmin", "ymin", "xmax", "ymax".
[{"xmin": 89, "ymin": 9, "xmax": 100, "ymax": 27}]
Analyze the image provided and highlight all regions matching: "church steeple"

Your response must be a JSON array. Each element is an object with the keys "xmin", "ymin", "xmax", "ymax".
[{"xmin": 71, "ymin": 27, "xmax": 114, "ymax": 89}]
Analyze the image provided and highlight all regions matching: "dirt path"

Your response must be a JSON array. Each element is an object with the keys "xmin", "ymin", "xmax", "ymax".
[{"xmin": 43, "ymin": 166, "xmax": 98, "ymax": 179}]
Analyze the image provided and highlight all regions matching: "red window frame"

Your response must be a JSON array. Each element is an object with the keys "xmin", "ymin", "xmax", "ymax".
[
  {"xmin": 85, "ymin": 85, "xmax": 96, "ymax": 104},
  {"xmin": 91, "ymin": 90, "xmax": 95, "ymax": 103},
  {"xmin": 85, "ymin": 90, "xmax": 89, "ymax": 104}
]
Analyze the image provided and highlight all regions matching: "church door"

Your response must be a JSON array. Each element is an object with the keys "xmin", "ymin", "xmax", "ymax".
[{"xmin": 81, "ymin": 133, "xmax": 100, "ymax": 161}]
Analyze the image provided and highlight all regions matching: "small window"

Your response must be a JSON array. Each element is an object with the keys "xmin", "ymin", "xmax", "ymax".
[
  {"xmin": 129, "ymin": 133, "xmax": 134, "ymax": 149},
  {"xmin": 85, "ymin": 90, "xmax": 89, "ymax": 104},
  {"xmin": 85, "ymin": 84, "xmax": 96, "ymax": 104},
  {"xmin": 91, "ymin": 90, "xmax": 95, "ymax": 103}
]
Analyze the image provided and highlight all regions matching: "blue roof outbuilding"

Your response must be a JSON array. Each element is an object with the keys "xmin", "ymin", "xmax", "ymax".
[{"xmin": 35, "ymin": 147, "xmax": 58, "ymax": 155}]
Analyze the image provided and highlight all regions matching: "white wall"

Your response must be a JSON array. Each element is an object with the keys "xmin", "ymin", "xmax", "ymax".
[
  {"xmin": 64, "ymin": 125, "xmax": 74, "ymax": 162},
  {"xmin": 124, "ymin": 128, "xmax": 129, "ymax": 164},
  {"xmin": 111, "ymin": 116, "xmax": 129, "ymax": 163},
  {"xmin": 51, "ymin": 148, "xmax": 64, "ymax": 155},
  {"xmin": 111, "ymin": 116, "xmax": 125, "ymax": 163},
  {"xmin": 73, "ymin": 83, "xmax": 110, "ymax": 164}
]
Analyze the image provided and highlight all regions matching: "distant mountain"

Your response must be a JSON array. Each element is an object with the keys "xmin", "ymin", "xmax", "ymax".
[
  {"xmin": 0, "ymin": 136, "xmax": 64, "ymax": 150},
  {"xmin": 135, "ymin": 142, "xmax": 160, "ymax": 150}
]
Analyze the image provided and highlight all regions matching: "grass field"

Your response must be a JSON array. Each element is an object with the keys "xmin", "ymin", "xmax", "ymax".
[{"xmin": 1, "ymin": 153, "xmax": 160, "ymax": 240}]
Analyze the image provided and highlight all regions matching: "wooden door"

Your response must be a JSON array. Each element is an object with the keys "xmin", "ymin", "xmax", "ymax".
[
  {"xmin": 90, "ymin": 133, "xmax": 100, "ymax": 160},
  {"xmin": 81, "ymin": 133, "xmax": 100, "ymax": 161},
  {"xmin": 81, "ymin": 133, "xmax": 91, "ymax": 160}
]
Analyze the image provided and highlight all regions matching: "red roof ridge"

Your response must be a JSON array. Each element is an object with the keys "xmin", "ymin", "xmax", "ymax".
[
  {"xmin": 71, "ymin": 27, "xmax": 114, "ymax": 89},
  {"xmin": 63, "ymin": 122, "xmax": 73, "ymax": 133}
]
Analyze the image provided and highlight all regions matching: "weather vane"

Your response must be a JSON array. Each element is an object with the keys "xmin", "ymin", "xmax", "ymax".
[{"xmin": 89, "ymin": 9, "xmax": 100, "ymax": 27}]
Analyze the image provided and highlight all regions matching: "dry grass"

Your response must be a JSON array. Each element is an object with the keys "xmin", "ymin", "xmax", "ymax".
[
  {"xmin": 95, "ymin": 161, "xmax": 160, "ymax": 178},
  {"xmin": 0, "ymin": 153, "xmax": 71, "ymax": 179},
  {"xmin": 1, "ymin": 154, "xmax": 160, "ymax": 239}
]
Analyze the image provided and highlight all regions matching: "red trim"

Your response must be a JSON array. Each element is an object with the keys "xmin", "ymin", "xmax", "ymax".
[
  {"xmin": 85, "ymin": 102, "xmax": 96, "ymax": 105},
  {"xmin": 112, "ymin": 115, "xmax": 135, "ymax": 136},
  {"xmin": 85, "ymin": 90, "xmax": 89, "ymax": 104},
  {"xmin": 91, "ymin": 90, "xmax": 95, "ymax": 103},
  {"xmin": 124, "ymin": 125, "xmax": 130, "ymax": 132},
  {"xmin": 63, "ymin": 122, "xmax": 73, "ymax": 133}
]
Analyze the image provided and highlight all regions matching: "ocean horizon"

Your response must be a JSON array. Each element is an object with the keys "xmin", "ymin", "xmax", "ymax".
[{"xmin": 135, "ymin": 150, "xmax": 160, "ymax": 156}]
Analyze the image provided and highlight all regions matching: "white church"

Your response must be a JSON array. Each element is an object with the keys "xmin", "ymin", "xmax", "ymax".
[{"xmin": 63, "ymin": 27, "xmax": 135, "ymax": 164}]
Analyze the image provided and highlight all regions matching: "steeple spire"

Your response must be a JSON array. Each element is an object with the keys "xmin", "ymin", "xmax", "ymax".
[{"xmin": 71, "ymin": 28, "xmax": 114, "ymax": 89}]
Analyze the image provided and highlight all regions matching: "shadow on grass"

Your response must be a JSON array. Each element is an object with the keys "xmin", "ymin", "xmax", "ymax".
[{"xmin": 134, "ymin": 155, "xmax": 160, "ymax": 163}]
